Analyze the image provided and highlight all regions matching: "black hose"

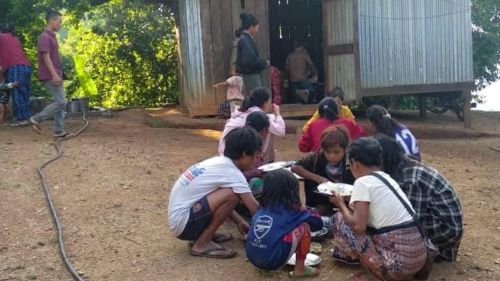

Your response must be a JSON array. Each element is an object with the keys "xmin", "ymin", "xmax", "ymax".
[{"xmin": 36, "ymin": 111, "xmax": 89, "ymax": 281}]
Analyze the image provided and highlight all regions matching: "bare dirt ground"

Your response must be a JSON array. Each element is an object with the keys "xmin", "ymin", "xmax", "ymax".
[{"xmin": 1, "ymin": 109, "xmax": 500, "ymax": 281}]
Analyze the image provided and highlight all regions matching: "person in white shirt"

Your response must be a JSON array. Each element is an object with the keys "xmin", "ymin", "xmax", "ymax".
[
  {"xmin": 327, "ymin": 137, "xmax": 428, "ymax": 281},
  {"xmin": 167, "ymin": 127, "xmax": 261, "ymax": 259}
]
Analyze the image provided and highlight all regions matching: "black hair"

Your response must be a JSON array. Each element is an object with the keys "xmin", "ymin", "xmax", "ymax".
[
  {"xmin": 327, "ymin": 87, "xmax": 345, "ymax": 101},
  {"xmin": 239, "ymin": 87, "xmax": 270, "ymax": 112},
  {"xmin": 245, "ymin": 111, "xmax": 270, "ymax": 132},
  {"xmin": 366, "ymin": 105, "xmax": 403, "ymax": 138},
  {"xmin": 260, "ymin": 169, "xmax": 301, "ymax": 211},
  {"xmin": 348, "ymin": 137, "xmax": 382, "ymax": 168},
  {"xmin": 0, "ymin": 23, "xmax": 15, "ymax": 34},
  {"xmin": 318, "ymin": 97, "xmax": 339, "ymax": 121},
  {"xmin": 45, "ymin": 10, "xmax": 62, "ymax": 23},
  {"xmin": 234, "ymin": 26, "xmax": 244, "ymax": 38},
  {"xmin": 240, "ymin": 13, "xmax": 259, "ymax": 30},
  {"xmin": 374, "ymin": 133, "xmax": 419, "ymax": 183},
  {"xmin": 224, "ymin": 127, "xmax": 262, "ymax": 160},
  {"xmin": 320, "ymin": 125, "xmax": 351, "ymax": 151}
]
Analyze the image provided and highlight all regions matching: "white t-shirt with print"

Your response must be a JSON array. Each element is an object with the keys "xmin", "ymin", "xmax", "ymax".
[
  {"xmin": 168, "ymin": 156, "xmax": 250, "ymax": 236},
  {"xmin": 349, "ymin": 171, "xmax": 414, "ymax": 229}
]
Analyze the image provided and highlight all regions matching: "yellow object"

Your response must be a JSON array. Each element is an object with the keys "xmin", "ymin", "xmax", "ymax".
[{"xmin": 303, "ymin": 105, "xmax": 355, "ymax": 132}]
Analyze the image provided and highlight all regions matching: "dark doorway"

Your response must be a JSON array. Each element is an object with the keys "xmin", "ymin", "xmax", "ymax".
[{"xmin": 269, "ymin": 0, "xmax": 324, "ymax": 103}]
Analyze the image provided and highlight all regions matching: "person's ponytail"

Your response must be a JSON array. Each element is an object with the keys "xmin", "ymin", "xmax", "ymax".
[
  {"xmin": 318, "ymin": 97, "xmax": 339, "ymax": 121},
  {"xmin": 366, "ymin": 105, "xmax": 401, "ymax": 138},
  {"xmin": 239, "ymin": 87, "xmax": 270, "ymax": 112}
]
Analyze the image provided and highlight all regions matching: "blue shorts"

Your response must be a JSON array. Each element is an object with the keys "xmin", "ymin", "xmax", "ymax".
[{"xmin": 178, "ymin": 196, "xmax": 212, "ymax": 241}]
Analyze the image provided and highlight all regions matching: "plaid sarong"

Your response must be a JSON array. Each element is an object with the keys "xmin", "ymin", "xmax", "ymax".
[{"xmin": 6, "ymin": 65, "xmax": 32, "ymax": 120}]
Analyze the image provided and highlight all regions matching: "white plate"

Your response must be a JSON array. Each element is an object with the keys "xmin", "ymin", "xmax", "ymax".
[
  {"xmin": 258, "ymin": 161, "xmax": 288, "ymax": 172},
  {"xmin": 317, "ymin": 182, "xmax": 354, "ymax": 196},
  {"xmin": 287, "ymin": 253, "xmax": 321, "ymax": 266}
]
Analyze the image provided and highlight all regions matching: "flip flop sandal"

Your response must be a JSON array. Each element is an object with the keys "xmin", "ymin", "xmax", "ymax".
[
  {"xmin": 288, "ymin": 266, "xmax": 319, "ymax": 279},
  {"xmin": 190, "ymin": 247, "xmax": 237, "ymax": 259},
  {"xmin": 213, "ymin": 233, "xmax": 233, "ymax": 243},
  {"xmin": 188, "ymin": 233, "xmax": 233, "ymax": 246}
]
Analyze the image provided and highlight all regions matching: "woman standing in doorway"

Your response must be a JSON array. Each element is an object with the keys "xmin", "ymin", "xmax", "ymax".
[{"xmin": 236, "ymin": 13, "xmax": 268, "ymax": 94}]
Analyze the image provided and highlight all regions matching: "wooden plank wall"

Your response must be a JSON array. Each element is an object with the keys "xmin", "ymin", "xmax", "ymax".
[
  {"xmin": 192, "ymin": 0, "xmax": 270, "ymax": 116},
  {"xmin": 324, "ymin": 0, "xmax": 357, "ymax": 102}
]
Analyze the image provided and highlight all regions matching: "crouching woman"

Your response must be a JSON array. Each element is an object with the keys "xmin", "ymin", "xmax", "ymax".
[{"xmin": 328, "ymin": 137, "xmax": 427, "ymax": 281}]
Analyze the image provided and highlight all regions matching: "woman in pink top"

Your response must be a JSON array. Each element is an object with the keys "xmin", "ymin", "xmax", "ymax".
[
  {"xmin": 299, "ymin": 97, "xmax": 366, "ymax": 153},
  {"xmin": 218, "ymin": 88, "xmax": 286, "ymax": 164},
  {"xmin": 0, "ymin": 23, "xmax": 32, "ymax": 126}
]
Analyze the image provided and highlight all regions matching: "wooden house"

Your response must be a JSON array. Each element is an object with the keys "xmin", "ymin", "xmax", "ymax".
[{"xmin": 176, "ymin": 0, "xmax": 474, "ymax": 122}]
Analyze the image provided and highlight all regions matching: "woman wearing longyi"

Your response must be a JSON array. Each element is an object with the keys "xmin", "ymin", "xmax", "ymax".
[{"xmin": 327, "ymin": 137, "xmax": 428, "ymax": 281}]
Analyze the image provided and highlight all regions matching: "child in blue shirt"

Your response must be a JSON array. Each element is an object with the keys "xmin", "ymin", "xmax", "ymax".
[
  {"xmin": 366, "ymin": 105, "xmax": 421, "ymax": 161},
  {"xmin": 246, "ymin": 169, "xmax": 323, "ymax": 278}
]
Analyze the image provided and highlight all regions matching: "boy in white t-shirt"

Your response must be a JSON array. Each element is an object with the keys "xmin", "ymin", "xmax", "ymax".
[
  {"xmin": 167, "ymin": 127, "xmax": 261, "ymax": 259},
  {"xmin": 214, "ymin": 75, "xmax": 244, "ymax": 113}
]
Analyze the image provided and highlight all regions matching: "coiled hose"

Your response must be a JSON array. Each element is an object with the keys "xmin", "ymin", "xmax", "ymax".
[{"xmin": 36, "ymin": 111, "xmax": 89, "ymax": 281}]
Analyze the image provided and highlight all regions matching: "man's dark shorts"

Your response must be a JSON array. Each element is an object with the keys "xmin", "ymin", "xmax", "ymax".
[
  {"xmin": 0, "ymin": 91, "xmax": 9, "ymax": 104},
  {"xmin": 178, "ymin": 196, "xmax": 212, "ymax": 241}
]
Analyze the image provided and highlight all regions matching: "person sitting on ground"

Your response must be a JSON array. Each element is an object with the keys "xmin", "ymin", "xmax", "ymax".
[
  {"xmin": 299, "ymin": 97, "xmax": 366, "ymax": 153},
  {"xmin": 292, "ymin": 126, "xmax": 355, "ymax": 211},
  {"xmin": 243, "ymin": 112, "xmax": 270, "ymax": 191},
  {"xmin": 214, "ymin": 73, "xmax": 244, "ymax": 114},
  {"xmin": 0, "ymin": 66, "xmax": 20, "ymax": 125},
  {"xmin": 246, "ymin": 169, "xmax": 323, "ymax": 279},
  {"xmin": 375, "ymin": 134, "xmax": 463, "ymax": 262},
  {"xmin": 284, "ymin": 42, "xmax": 318, "ymax": 104},
  {"xmin": 167, "ymin": 127, "xmax": 261, "ymax": 259},
  {"xmin": 366, "ymin": 105, "xmax": 421, "ymax": 161},
  {"xmin": 327, "ymin": 137, "xmax": 428, "ymax": 281},
  {"xmin": 218, "ymin": 87, "xmax": 285, "ymax": 164},
  {"xmin": 303, "ymin": 87, "xmax": 355, "ymax": 132}
]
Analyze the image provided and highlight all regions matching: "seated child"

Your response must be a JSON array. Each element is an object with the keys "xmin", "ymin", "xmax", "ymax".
[
  {"xmin": 246, "ymin": 169, "xmax": 323, "ymax": 278},
  {"xmin": 299, "ymin": 97, "xmax": 366, "ymax": 153},
  {"xmin": 0, "ymin": 71, "xmax": 19, "ymax": 124},
  {"xmin": 292, "ymin": 126, "xmax": 354, "ymax": 211},
  {"xmin": 214, "ymin": 74, "xmax": 244, "ymax": 113},
  {"xmin": 168, "ymin": 127, "xmax": 261, "ymax": 259},
  {"xmin": 303, "ymin": 87, "xmax": 355, "ymax": 132},
  {"xmin": 242, "ymin": 111, "xmax": 270, "ymax": 189},
  {"xmin": 366, "ymin": 104, "xmax": 421, "ymax": 161}
]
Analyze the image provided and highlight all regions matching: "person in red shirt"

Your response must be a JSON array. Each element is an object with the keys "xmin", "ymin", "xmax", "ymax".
[
  {"xmin": 299, "ymin": 97, "xmax": 367, "ymax": 152},
  {"xmin": 0, "ymin": 23, "xmax": 32, "ymax": 126}
]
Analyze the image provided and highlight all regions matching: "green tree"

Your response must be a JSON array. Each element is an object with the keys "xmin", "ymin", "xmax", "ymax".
[{"xmin": 472, "ymin": 0, "xmax": 500, "ymax": 90}]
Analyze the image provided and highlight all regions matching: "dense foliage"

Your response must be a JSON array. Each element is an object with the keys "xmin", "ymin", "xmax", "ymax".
[
  {"xmin": 0, "ymin": 0, "xmax": 178, "ymax": 107},
  {"xmin": 472, "ymin": 0, "xmax": 500, "ymax": 90}
]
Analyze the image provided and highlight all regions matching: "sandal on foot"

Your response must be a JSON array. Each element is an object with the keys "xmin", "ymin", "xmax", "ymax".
[
  {"xmin": 213, "ymin": 233, "xmax": 233, "ymax": 243},
  {"xmin": 189, "ymin": 233, "xmax": 233, "ymax": 246},
  {"xmin": 190, "ymin": 247, "xmax": 236, "ymax": 259},
  {"xmin": 288, "ymin": 266, "xmax": 319, "ymax": 279},
  {"xmin": 29, "ymin": 117, "xmax": 41, "ymax": 134}
]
